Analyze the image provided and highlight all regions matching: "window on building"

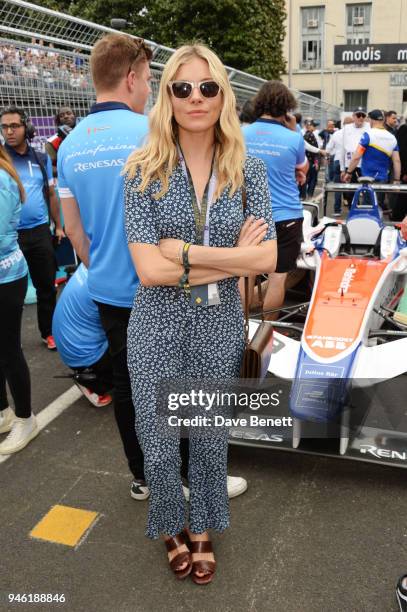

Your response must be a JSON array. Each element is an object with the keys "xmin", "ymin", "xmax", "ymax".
[
  {"xmin": 346, "ymin": 3, "xmax": 371, "ymax": 45},
  {"xmin": 344, "ymin": 90, "xmax": 368, "ymax": 111},
  {"xmin": 300, "ymin": 6, "xmax": 325, "ymax": 69},
  {"xmin": 302, "ymin": 91, "xmax": 322, "ymax": 99}
]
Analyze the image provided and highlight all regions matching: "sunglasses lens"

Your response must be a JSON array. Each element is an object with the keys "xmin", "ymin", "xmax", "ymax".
[
  {"xmin": 200, "ymin": 81, "xmax": 220, "ymax": 98},
  {"xmin": 356, "ymin": 113, "xmax": 365, "ymax": 118},
  {"xmin": 171, "ymin": 82, "xmax": 192, "ymax": 98}
]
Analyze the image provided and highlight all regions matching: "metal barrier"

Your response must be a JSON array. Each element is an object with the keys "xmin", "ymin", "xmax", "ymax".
[
  {"xmin": 294, "ymin": 90, "xmax": 341, "ymax": 124},
  {"xmin": 326, "ymin": 183, "xmax": 407, "ymax": 192}
]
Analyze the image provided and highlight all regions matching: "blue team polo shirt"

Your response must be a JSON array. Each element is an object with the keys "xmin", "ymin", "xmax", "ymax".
[
  {"xmin": 0, "ymin": 168, "xmax": 28, "ymax": 283},
  {"xmin": 57, "ymin": 102, "xmax": 148, "ymax": 307},
  {"xmin": 243, "ymin": 119, "xmax": 306, "ymax": 222},
  {"xmin": 5, "ymin": 144, "xmax": 53, "ymax": 229},
  {"xmin": 359, "ymin": 128, "xmax": 399, "ymax": 181},
  {"xmin": 52, "ymin": 264, "xmax": 108, "ymax": 368}
]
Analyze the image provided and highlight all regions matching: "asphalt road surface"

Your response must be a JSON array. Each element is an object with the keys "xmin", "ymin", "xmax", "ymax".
[{"xmin": 1, "ymin": 294, "xmax": 407, "ymax": 612}]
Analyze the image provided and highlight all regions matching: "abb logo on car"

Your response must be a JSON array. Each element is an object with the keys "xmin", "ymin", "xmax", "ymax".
[
  {"xmin": 307, "ymin": 335, "xmax": 353, "ymax": 350},
  {"xmin": 303, "ymin": 255, "xmax": 388, "ymax": 359}
]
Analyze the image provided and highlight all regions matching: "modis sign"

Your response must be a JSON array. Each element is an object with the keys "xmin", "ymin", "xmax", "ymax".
[{"xmin": 334, "ymin": 44, "xmax": 407, "ymax": 65}]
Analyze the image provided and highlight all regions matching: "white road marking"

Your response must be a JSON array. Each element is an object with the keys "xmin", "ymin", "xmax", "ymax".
[{"xmin": 0, "ymin": 386, "xmax": 82, "ymax": 464}]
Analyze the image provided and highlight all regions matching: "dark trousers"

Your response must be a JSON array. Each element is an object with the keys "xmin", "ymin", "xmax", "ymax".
[
  {"xmin": 385, "ymin": 166, "xmax": 397, "ymax": 212},
  {"xmin": 327, "ymin": 157, "xmax": 335, "ymax": 182},
  {"xmin": 18, "ymin": 223, "xmax": 57, "ymax": 339},
  {"xmin": 375, "ymin": 179, "xmax": 388, "ymax": 209},
  {"xmin": 344, "ymin": 168, "xmax": 361, "ymax": 206},
  {"xmin": 306, "ymin": 164, "xmax": 319, "ymax": 198},
  {"xmin": 0, "ymin": 275, "xmax": 31, "ymax": 418},
  {"xmin": 95, "ymin": 301, "xmax": 189, "ymax": 481},
  {"xmin": 391, "ymin": 189, "xmax": 407, "ymax": 221},
  {"xmin": 333, "ymin": 160, "xmax": 342, "ymax": 213}
]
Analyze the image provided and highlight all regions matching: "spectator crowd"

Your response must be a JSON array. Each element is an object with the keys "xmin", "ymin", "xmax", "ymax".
[{"xmin": 0, "ymin": 39, "xmax": 91, "ymax": 91}]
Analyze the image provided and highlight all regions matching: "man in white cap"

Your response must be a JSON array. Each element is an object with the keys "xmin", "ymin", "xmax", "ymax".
[
  {"xmin": 340, "ymin": 107, "xmax": 370, "ymax": 205},
  {"xmin": 343, "ymin": 109, "xmax": 401, "ymax": 210}
]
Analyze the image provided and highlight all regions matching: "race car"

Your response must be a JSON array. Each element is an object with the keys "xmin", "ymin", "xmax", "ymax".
[{"xmin": 230, "ymin": 179, "xmax": 407, "ymax": 468}]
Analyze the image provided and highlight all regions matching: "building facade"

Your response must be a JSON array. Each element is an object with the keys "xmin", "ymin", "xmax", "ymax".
[{"xmin": 283, "ymin": 0, "xmax": 407, "ymax": 115}]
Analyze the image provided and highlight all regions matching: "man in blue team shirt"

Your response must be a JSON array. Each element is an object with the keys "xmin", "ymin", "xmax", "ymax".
[
  {"xmin": 1, "ymin": 106, "xmax": 64, "ymax": 350},
  {"xmin": 52, "ymin": 264, "xmax": 113, "ymax": 408},
  {"xmin": 57, "ymin": 33, "xmax": 152, "ymax": 500},
  {"xmin": 344, "ymin": 109, "xmax": 401, "ymax": 210},
  {"xmin": 243, "ymin": 81, "xmax": 308, "ymax": 317}
]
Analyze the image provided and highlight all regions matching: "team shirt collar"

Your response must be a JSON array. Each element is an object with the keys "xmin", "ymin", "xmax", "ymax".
[
  {"xmin": 256, "ymin": 118, "xmax": 285, "ymax": 126},
  {"xmin": 4, "ymin": 142, "xmax": 31, "ymax": 158},
  {"xmin": 89, "ymin": 101, "xmax": 133, "ymax": 114}
]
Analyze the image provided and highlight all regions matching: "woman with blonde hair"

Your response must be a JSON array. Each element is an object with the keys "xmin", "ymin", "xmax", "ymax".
[
  {"xmin": 124, "ymin": 43, "xmax": 277, "ymax": 584},
  {"xmin": 0, "ymin": 144, "xmax": 37, "ymax": 454}
]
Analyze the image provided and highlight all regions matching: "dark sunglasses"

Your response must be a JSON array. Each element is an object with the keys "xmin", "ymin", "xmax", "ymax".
[
  {"xmin": 355, "ymin": 112, "xmax": 366, "ymax": 118},
  {"xmin": 126, "ymin": 38, "xmax": 150, "ymax": 75},
  {"xmin": 168, "ymin": 80, "xmax": 220, "ymax": 99}
]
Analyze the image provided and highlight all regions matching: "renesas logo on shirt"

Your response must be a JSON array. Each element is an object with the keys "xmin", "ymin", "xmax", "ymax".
[
  {"xmin": 87, "ymin": 126, "xmax": 111, "ymax": 135},
  {"xmin": 65, "ymin": 143, "xmax": 136, "ymax": 174},
  {"xmin": 74, "ymin": 159, "xmax": 126, "ymax": 173}
]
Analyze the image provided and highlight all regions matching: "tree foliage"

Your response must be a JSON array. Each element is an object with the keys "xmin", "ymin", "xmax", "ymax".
[{"xmin": 38, "ymin": 0, "xmax": 286, "ymax": 79}]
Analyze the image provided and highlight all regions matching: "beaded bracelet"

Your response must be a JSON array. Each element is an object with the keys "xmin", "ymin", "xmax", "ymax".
[{"xmin": 177, "ymin": 271, "xmax": 190, "ymax": 296}]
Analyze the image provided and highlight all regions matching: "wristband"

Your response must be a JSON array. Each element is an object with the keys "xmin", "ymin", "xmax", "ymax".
[{"xmin": 182, "ymin": 242, "xmax": 191, "ymax": 272}]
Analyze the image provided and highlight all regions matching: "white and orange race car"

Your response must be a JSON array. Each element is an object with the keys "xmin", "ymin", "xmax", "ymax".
[{"xmin": 231, "ymin": 179, "xmax": 407, "ymax": 467}]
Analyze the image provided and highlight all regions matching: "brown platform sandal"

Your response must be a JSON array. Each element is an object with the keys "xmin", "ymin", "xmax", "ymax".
[
  {"xmin": 165, "ymin": 533, "xmax": 192, "ymax": 580},
  {"xmin": 189, "ymin": 539, "xmax": 216, "ymax": 585}
]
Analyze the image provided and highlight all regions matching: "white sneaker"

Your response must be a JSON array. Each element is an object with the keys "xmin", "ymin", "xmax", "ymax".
[
  {"xmin": 130, "ymin": 479, "xmax": 150, "ymax": 501},
  {"xmin": 0, "ymin": 415, "xmax": 39, "ymax": 455},
  {"xmin": 226, "ymin": 475, "xmax": 248, "ymax": 498},
  {"xmin": 0, "ymin": 407, "xmax": 15, "ymax": 434},
  {"xmin": 183, "ymin": 475, "xmax": 248, "ymax": 501}
]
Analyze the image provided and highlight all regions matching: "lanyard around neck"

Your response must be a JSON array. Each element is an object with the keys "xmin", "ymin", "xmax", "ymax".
[{"xmin": 178, "ymin": 143, "xmax": 216, "ymax": 246}]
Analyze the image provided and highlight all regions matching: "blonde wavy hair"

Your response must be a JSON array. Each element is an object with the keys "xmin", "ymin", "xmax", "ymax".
[{"xmin": 124, "ymin": 43, "xmax": 245, "ymax": 199}]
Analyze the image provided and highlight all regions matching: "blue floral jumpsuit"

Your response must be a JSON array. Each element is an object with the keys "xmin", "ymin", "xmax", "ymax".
[{"xmin": 124, "ymin": 155, "xmax": 276, "ymax": 539}]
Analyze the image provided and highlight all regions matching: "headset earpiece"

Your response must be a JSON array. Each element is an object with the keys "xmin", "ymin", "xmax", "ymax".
[
  {"xmin": 25, "ymin": 120, "xmax": 36, "ymax": 140},
  {"xmin": 20, "ymin": 109, "xmax": 36, "ymax": 141}
]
